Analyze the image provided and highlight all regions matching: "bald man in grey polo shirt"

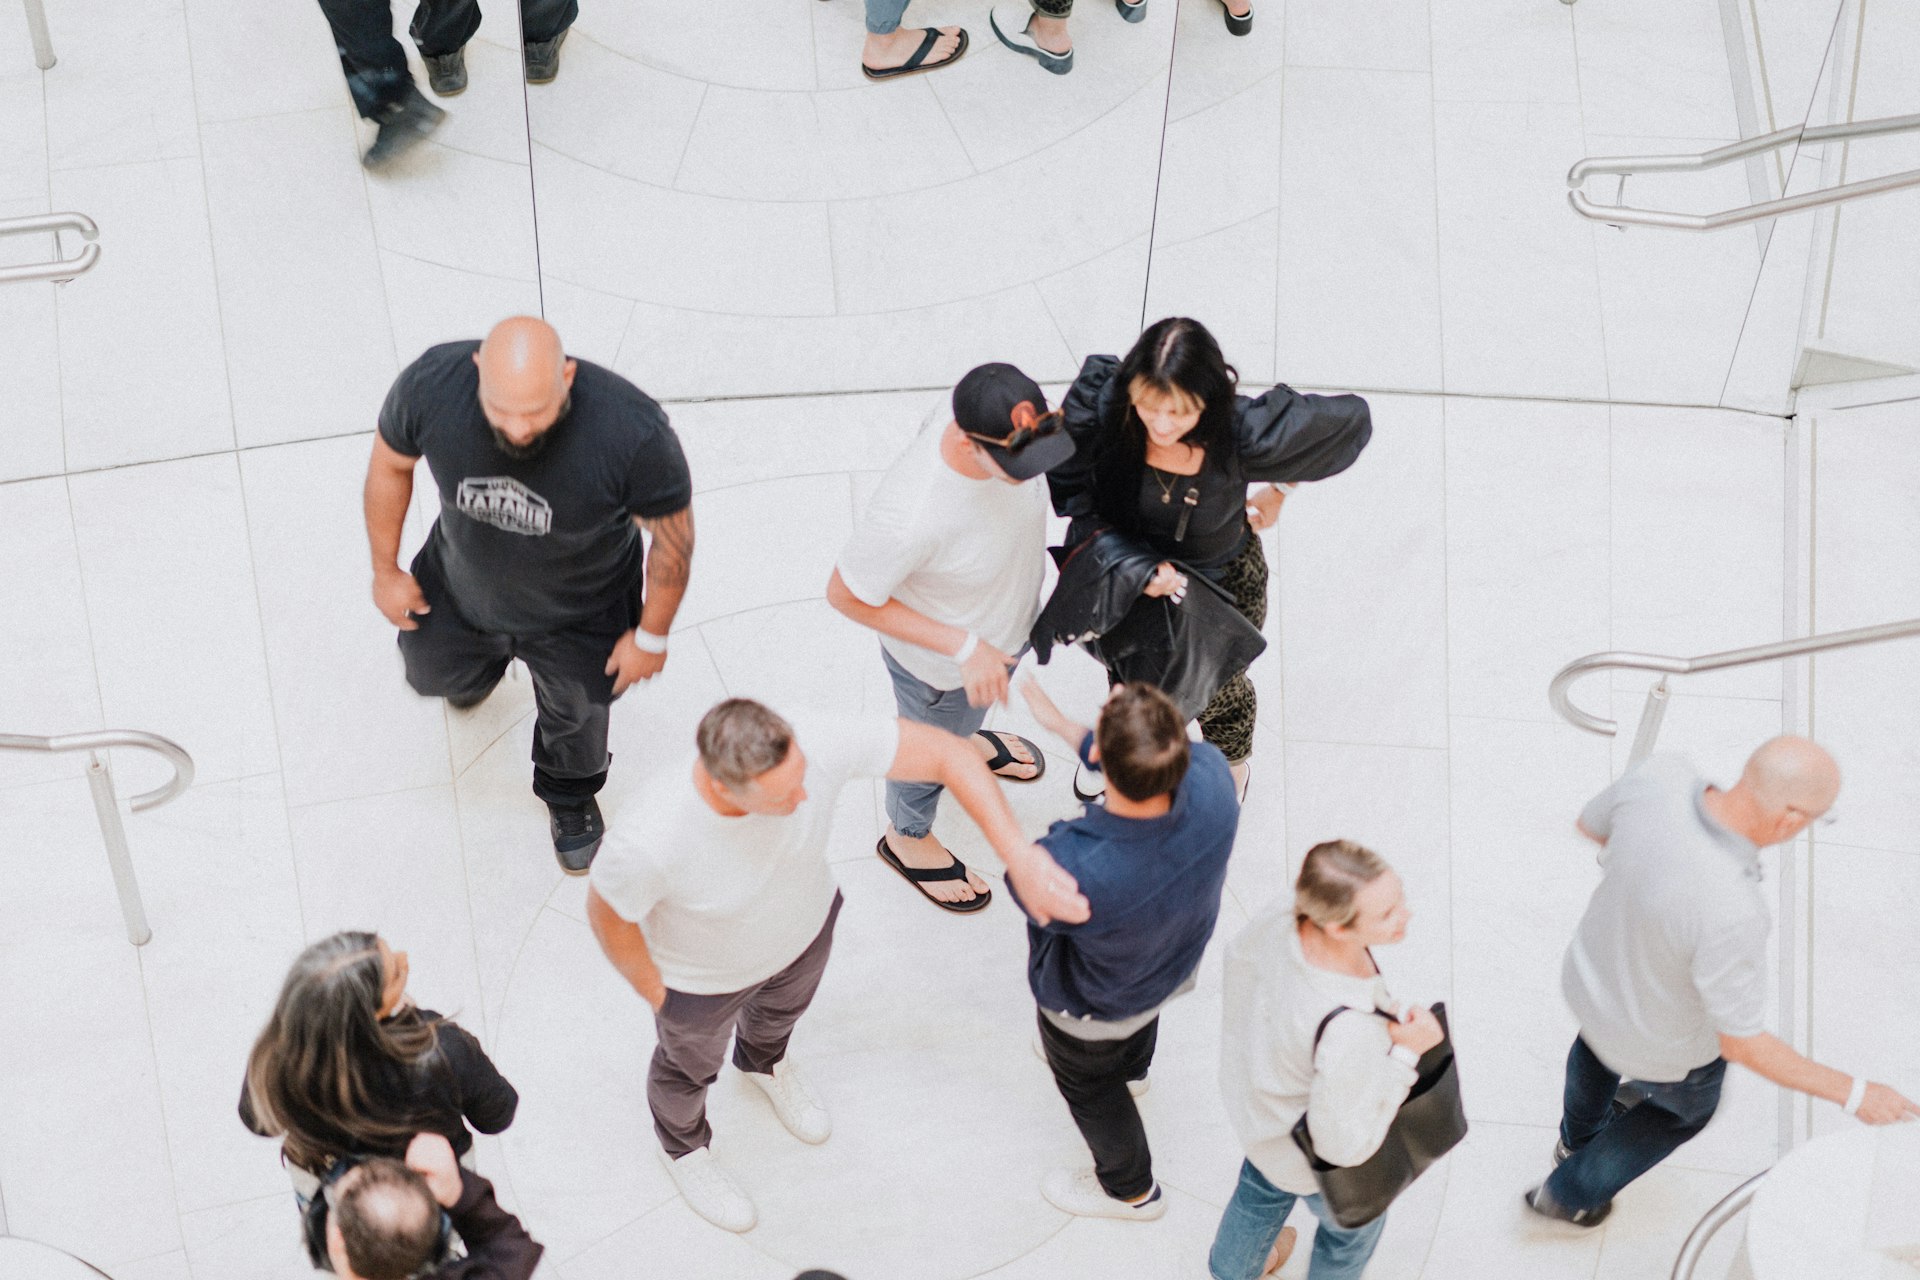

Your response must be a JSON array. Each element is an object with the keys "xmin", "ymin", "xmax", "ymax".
[{"xmin": 1527, "ymin": 736, "xmax": 1919, "ymax": 1226}]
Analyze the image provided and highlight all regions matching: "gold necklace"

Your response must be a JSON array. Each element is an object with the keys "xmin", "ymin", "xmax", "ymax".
[{"xmin": 1147, "ymin": 466, "xmax": 1177, "ymax": 504}]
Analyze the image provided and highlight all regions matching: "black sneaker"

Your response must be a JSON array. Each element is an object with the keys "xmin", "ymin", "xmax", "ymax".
[
  {"xmin": 423, "ymin": 48, "xmax": 468, "ymax": 96},
  {"xmin": 523, "ymin": 30, "xmax": 567, "ymax": 84},
  {"xmin": 1071, "ymin": 761, "xmax": 1105, "ymax": 804},
  {"xmin": 363, "ymin": 85, "xmax": 447, "ymax": 170},
  {"xmin": 548, "ymin": 796, "xmax": 604, "ymax": 875},
  {"xmin": 1524, "ymin": 1184, "xmax": 1611, "ymax": 1227}
]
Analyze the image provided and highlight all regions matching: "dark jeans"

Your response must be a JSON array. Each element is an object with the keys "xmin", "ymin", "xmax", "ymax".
[
  {"xmin": 1543, "ymin": 1035, "xmax": 1727, "ymax": 1212},
  {"xmin": 397, "ymin": 540, "xmax": 632, "ymax": 806},
  {"xmin": 314, "ymin": 0, "xmax": 579, "ymax": 118},
  {"xmin": 649, "ymin": 893, "xmax": 844, "ymax": 1157},
  {"xmin": 1037, "ymin": 1009, "xmax": 1159, "ymax": 1201}
]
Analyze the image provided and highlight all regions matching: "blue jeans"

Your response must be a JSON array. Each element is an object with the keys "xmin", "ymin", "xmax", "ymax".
[
  {"xmin": 1208, "ymin": 1160, "xmax": 1386, "ymax": 1280},
  {"xmin": 865, "ymin": 0, "xmax": 911, "ymax": 34},
  {"xmin": 1543, "ymin": 1035, "xmax": 1726, "ymax": 1212},
  {"xmin": 881, "ymin": 648, "xmax": 989, "ymax": 839}
]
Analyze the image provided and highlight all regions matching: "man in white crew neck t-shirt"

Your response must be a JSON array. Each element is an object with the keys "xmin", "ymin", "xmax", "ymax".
[
  {"xmin": 827, "ymin": 363, "xmax": 1076, "ymax": 913},
  {"xmin": 585, "ymin": 697, "xmax": 1090, "ymax": 1233}
]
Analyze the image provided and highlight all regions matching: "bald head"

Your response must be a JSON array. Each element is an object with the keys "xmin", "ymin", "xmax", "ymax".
[
  {"xmin": 1739, "ymin": 735, "xmax": 1840, "ymax": 814},
  {"xmin": 473, "ymin": 316, "xmax": 575, "ymax": 455}
]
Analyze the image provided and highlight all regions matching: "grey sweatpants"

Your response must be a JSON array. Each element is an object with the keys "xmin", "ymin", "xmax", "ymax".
[{"xmin": 648, "ymin": 892, "xmax": 844, "ymax": 1157}]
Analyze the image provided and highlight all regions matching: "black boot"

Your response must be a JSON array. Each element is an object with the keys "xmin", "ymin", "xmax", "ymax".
[{"xmin": 363, "ymin": 83, "xmax": 447, "ymax": 170}]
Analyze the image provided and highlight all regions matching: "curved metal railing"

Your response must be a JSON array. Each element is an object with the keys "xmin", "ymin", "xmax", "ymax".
[
  {"xmin": 1549, "ymin": 618, "xmax": 1920, "ymax": 764},
  {"xmin": 0, "ymin": 212, "xmax": 100, "ymax": 285},
  {"xmin": 1671, "ymin": 1170, "xmax": 1765, "ymax": 1279},
  {"xmin": 0, "ymin": 730, "xmax": 195, "ymax": 945}
]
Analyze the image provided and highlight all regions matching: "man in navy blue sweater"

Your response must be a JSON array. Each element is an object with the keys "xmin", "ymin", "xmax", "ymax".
[{"xmin": 1011, "ymin": 678, "xmax": 1239, "ymax": 1222}]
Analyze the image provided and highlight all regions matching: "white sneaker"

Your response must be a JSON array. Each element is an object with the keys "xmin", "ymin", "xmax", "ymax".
[
  {"xmin": 658, "ymin": 1144, "xmax": 757, "ymax": 1233},
  {"xmin": 1031, "ymin": 1032, "xmax": 1149, "ymax": 1096},
  {"xmin": 1041, "ymin": 1166, "xmax": 1167, "ymax": 1221},
  {"xmin": 743, "ymin": 1058, "xmax": 831, "ymax": 1145}
]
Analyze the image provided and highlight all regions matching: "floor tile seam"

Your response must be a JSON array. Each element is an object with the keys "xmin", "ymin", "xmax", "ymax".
[
  {"xmin": 1131, "ymin": 0, "xmax": 1176, "ymax": 338},
  {"xmin": 131, "ymin": 944, "xmax": 193, "ymax": 1260},
  {"xmin": 193, "ymin": 101, "xmax": 354, "ymax": 132},
  {"xmin": 1563, "ymin": 0, "xmax": 1614, "ymax": 414},
  {"xmin": 41, "ymin": 64, "xmax": 67, "ymax": 482},
  {"xmin": 960, "ymin": 1217, "xmax": 1074, "ymax": 1280},
  {"xmin": 284, "ymin": 774, "xmax": 460, "ymax": 815},
  {"xmin": 450, "ymin": 707, "xmax": 537, "ymax": 785},
  {"xmin": 1162, "ymin": 62, "xmax": 1284, "ymax": 128},
  {"xmin": 1424, "ymin": 2, "xmax": 1447, "ymax": 403},
  {"xmin": 43, "ymin": 148, "xmax": 205, "ymax": 178},
  {"xmin": 181, "ymin": 37, "xmax": 246, "ymax": 462},
  {"xmin": 666, "ymin": 81, "xmax": 708, "ymax": 191},
  {"xmin": 547, "ymin": 1201, "xmax": 673, "ymax": 1268},
  {"xmin": 378, "ymin": 243, "xmax": 539, "ymax": 288},
  {"xmin": 517, "ymin": 54, "xmax": 546, "ymax": 319},
  {"xmin": 529, "ymin": 68, "xmax": 1170, "ymax": 206},
  {"xmin": 1149, "ymin": 200, "xmax": 1279, "ymax": 254},
  {"xmin": 685, "ymin": 466, "xmax": 882, "ymax": 503},
  {"xmin": 444, "ymin": 749, "xmax": 496, "ymax": 1046}
]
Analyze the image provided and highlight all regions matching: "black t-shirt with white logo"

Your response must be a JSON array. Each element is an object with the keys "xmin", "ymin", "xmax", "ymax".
[{"xmin": 379, "ymin": 341, "xmax": 693, "ymax": 634}]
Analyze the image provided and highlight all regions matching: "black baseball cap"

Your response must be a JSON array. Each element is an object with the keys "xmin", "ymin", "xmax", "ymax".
[{"xmin": 952, "ymin": 363, "xmax": 1076, "ymax": 481}]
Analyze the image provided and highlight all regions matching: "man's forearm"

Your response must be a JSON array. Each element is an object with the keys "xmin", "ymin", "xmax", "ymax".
[
  {"xmin": 586, "ymin": 891, "xmax": 666, "ymax": 1003},
  {"xmin": 933, "ymin": 737, "xmax": 1032, "ymax": 866},
  {"xmin": 1724, "ymin": 1032, "xmax": 1851, "ymax": 1104},
  {"xmin": 827, "ymin": 574, "xmax": 966, "ymax": 656},
  {"xmin": 364, "ymin": 465, "xmax": 413, "ymax": 573},
  {"xmin": 638, "ymin": 509, "xmax": 694, "ymax": 637}
]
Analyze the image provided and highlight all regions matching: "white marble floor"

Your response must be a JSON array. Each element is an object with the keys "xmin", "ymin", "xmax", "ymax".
[{"xmin": 5, "ymin": 0, "xmax": 1920, "ymax": 1277}]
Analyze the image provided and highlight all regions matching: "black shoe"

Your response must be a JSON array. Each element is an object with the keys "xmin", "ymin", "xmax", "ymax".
[
  {"xmin": 363, "ymin": 85, "xmax": 447, "ymax": 170},
  {"xmin": 423, "ymin": 48, "xmax": 468, "ymax": 96},
  {"xmin": 446, "ymin": 689, "xmax": 489, "ymax": 711},
  {"xmin": 1213, "ymin": 0, "xmax": 1253, "ymax": 35},
  {"xmin": 548, "ymin": 797, "xmax": 604, "ymax": 875},
  {"xmin": 1072, "ymin": 760, "xmax": 1105, "ymax": 804},
  {"xmin": 1524, "ymin": 1184, "xmax": 1611, "ymax": 1227},
  {"xmin": 1114, "ymin": 0, "xmax": 1148, "ymax": 21},
  {"xmin": 524, "ymin": 30, "xmax": 567, "ymax": 84}
]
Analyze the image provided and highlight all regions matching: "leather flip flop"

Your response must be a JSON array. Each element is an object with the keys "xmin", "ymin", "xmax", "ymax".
[
  {"xmin": 973, "ymin": 729, "xmax": 1046, "ymax": 783},
  {"xmin": 875, "ymin": 836, "xmax": 991, "ymax": 914},
  {"xmin": 861, "ymin": 27, "xmax": 969, "ymax": 81}
]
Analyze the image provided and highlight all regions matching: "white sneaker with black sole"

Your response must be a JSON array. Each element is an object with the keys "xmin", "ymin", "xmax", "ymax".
[
  {"xmin": 744, "ymin": 1058, "xmax": 831, "ymax": 1144},
  {"xmin": 1041, "ymin": 1167, "xmax": 1167, "ymax": 1220},
  {"xmin": 659, "ymin": 1143, "xmax": 757, "ymax": 1233}
]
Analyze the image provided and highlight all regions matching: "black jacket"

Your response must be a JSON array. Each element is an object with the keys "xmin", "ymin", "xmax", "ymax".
[{"xmin": 1029, "ymin": 529, "xmax": 1267, "ymax": 720}]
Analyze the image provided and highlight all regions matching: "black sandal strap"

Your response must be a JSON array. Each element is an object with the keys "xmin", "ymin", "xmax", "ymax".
[
  {"xmin": 875, "ymin": 836, "xmax": 970, "ymax": 882},
  {"xmin": 901, "ymin": 26, "xmax": 941, "ymax": 71},
  {"xmin": 973, "ymin": 729, "xmax": 1044, "ymax": 780}
]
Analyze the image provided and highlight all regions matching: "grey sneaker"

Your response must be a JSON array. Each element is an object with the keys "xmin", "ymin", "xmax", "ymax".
[
  {"xmin": 423, "ymin": 47, "xmax": 467, "ymax": 96},
  {"xmin": 363, "ymin": 85, "xmax": 446, "ymax": 170},
  {"xmin": 548, "ymin": 796, "xmax": 604, "ymax": 874},
  {"xmin": 524, "ymin": 29, "xmax": 567, "ymax": 84}
]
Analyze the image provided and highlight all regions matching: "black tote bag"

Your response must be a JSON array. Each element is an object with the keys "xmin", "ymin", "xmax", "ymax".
[
  {"xmin": 1289, "ymin": 1001, "xmax": 1468, "ymax": 1229},
  {"xmin": 1094, "ymin": 565, "xmax": 1267, "ymax": 721}
]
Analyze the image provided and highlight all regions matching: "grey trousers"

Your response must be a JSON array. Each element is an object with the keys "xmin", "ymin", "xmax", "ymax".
[
  {"xmin": 881, "ymin": 648, "xmax": 989, "ymax": 840},
  {"xmin": 864, "ymin": 0, "xmax": 911, "ymax": 33},
  {"xmin": 648, "ymin": 892, "xmax": 844, "ymax": 1157}
]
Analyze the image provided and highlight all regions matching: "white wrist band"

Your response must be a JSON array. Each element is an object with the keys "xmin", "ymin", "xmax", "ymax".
[
  {"xmin": 953, "ymin": 632, "xmax": 980, "ymax": 664},
  {"xmin": 631, "ymin": 628, "xmax": 669, "ymax": 655},
  {"xmin": 1275, "ymin": 482, "xmax": 1299, "ymax": 494},
  {"xmin": 1388, "ymin": 1045, "xmax": 1420, "ymax": 1069},
  {"xmin": 1843, "ymin": 1076, "xmax": 1868, "ymax": 1116}
]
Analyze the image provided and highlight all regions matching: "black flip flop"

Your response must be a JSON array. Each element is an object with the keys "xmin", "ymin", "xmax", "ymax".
[
  {"xmin": 973, "ymin": 729, "xmax": 1046, "ymax": 783},
  {"xmin": 861, "ymin": 27, "xmax": 969, "ymax": 81},
  {"xmin": 875, "ymin": 836, "xmax": 992, "ymax": 914}
]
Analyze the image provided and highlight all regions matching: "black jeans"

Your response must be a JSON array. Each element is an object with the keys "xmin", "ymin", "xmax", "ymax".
[
  {"xmin": 1543, "ymin": 1035, "xmax": 1727, "ymax": 1212},
  {"xmin": 1037, "ymin": 1009, "xmax": 1159, "ymax": 1201},
  {"xmin": 397, "ymin": 541, "xmax": 632, "ymax": 806},
  {"xmin": 314, "ymin": 0, "xmax": 579, "ymax": 118}
]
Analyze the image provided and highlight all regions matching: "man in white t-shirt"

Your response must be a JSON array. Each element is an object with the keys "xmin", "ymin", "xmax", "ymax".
[
  {"xmin": 826, "ymin": 363, "xmax": 1075, "ymax": 912},
  {"xmin": 585, "ymin": 697, "xmax": 1090, "ymax": 1233}
]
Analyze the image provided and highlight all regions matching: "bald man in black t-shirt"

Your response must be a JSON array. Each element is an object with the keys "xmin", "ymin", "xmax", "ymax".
[{"xmin": 363, "ymin": 317, "xmax": 693, "ymax": 872}]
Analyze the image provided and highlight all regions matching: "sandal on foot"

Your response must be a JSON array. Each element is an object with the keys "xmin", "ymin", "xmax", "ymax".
[
  {"xmin": 974, "ymin": 729, "xmax": 1045, "ymax": 782},
  {"xmin": 875, "ymin": 836, "xmax": 991, "ymax": 914},
  {"xmin": 1213, "ymin": 0, "xmax": 1253, "ymax": 35},
  {"xmin": 862, "ymin": 26, "xmax": 968, "ymax": 80},
  {"xmin": 989, "ymin": 5, "xmax": 1073, "ymax": 74}
]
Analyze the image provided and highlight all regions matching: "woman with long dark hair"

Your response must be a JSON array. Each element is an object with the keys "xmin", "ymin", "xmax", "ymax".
[
  {"xmin": 1047, "ymin": 318, "xmax": 1372, "ymax": 793},
  {"xmin": 240, "ymin": 931, "xmax": 518, "ymax": 1198}
]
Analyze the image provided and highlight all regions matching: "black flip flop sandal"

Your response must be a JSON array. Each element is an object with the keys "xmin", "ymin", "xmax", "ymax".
[
  {"xmin": 875, "ymin": 836, "xmax": 992, "ymax": 914},
  {"xmin": 861, "ymin": 27, "xmax": 969, "ymax": 81},
  {"xmin": 973, "ymin": 729, "xmax": 1046, "ymax": 783}
]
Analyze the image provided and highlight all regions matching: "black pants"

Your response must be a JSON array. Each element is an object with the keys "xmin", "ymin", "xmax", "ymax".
[
  {"xmin": 315, "ymin": 0, "xmax": 579, "ymax": 118},
  {"xmin": 1037, "ymin": 1009, "xmax": 1159, "ymax": 1201},
  {"xmin": 397, "ymin": 541, "xmax": 632, "ymax": 806}
]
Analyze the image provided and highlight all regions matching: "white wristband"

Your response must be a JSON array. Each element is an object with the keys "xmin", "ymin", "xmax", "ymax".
[
  {"xmin": 1274, "ymin": 482, "xmax": 1300, "ymax": 494},
  {"xmin": 952, "ymin": 632, "xmax": 980, "ymax": 664},
  {"xmin": 1843, "ymin": 1076, "xmax": 1868, "ymax": 1116},
  {"xmin": 1388, "ymin": 1044, "xmax": 1420, "ymax": 1070},
  {"xmin": 631, "ymin": 628, "xmax": 669, "ymax": 655}
]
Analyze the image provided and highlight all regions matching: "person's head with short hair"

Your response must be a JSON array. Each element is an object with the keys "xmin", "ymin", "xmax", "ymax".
[
  {"xmin": 324, "ymin": 1158, "xmax": 441, "ymax": 1280},
  {"xmin": 695, "ymin": 699, "xmax": 807, "ymax": 816},
  {"xmin": 950, "ymin": 362, "xmax": 1074, "ymax": 483},
  {"xmin": 1294, "ymin": 839, "xmax": 1410, "ymax": 947},
  {"xmin": 1091, "ymin": 682, "xmax": 1190, "ymax": 803},
  {"xmin": 1725, "ymin": 735, "xmax": 1840, "ymax": 845},
  {"xmin": 473, "ymin": 316, "xmax": 576, "ymax": 458}
]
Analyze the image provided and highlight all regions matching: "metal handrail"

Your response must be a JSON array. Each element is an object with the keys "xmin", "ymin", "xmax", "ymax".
[
  {"xmin": 1550, "ymin": 618, "xmax": 1920, "ymax": 754},
  {"xmin": 0, "ymin": 730, "xmax": 195, "ymax": 945},
  {"xmin": 0, "ymin": 212, "xmax": 99, "ymax": 285},
  {"xmin": 1671, "ymin": 1170, "xmax": 1765, "ymax": 1279},
  {"xmin": 23, "ymin": 0, "xmax": 55, "ymax": 69},
  {"xmin": 1568, "ymin": 112, "xmax": 1920, "ymax": 230}
]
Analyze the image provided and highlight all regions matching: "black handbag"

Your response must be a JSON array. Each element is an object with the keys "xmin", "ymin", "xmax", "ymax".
[
  {"xmin": 1289, "ymin": 1001, "xmax": 1468, "ymax": 1229},
  {"xmin": 1095, "ymin": 564, "xmax": 1267, "ymax": 721}
]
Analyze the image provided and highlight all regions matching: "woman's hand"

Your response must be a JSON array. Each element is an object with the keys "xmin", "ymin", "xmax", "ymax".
[
  {"xmin": 1142, "ymin": 562, "xmax": 1188, "ymax": 602},
  {"xmin": 1246, "ymin": 484, "xmax": 1289, "ymax": 532},
  {"xmin": 1387, "ymin": 1005, "xmax": 1445, "ymax": 1058}
]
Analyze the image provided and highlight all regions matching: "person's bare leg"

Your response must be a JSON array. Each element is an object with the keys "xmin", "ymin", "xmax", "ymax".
[
  {"xmin": 1028, "ymin": 13, "xmax": 1071, "ymax": 53},
  {"xmin": 885, "ymin": 826, "xmax": 990, "ymax": 904},
  {"xmin": 1224, "ymin": 0, "xmax": 1250, "ymax": 14},
  {"xmin": 863, "ymin": 26, "xmax": 962, "ymax": 69},
  {"xmin": 1230, "ymin": 758, "xmax": 1250, "ymax": 799},
  {"xmin": 974, "ymin": 729, "xmax": 1040, "ymax": 780}
]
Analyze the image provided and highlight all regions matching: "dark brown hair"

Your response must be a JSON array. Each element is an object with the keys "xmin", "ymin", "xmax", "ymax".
[
  {"xmin": 697, "ymin": 698, "xmax": 795, "ymax": 789},
  {"xmin": 1095, "ymin": 683, "xmax": 1190, "ymax": 802},
  {"xmin": 332, "ymin": 1158, "xmax": 441, "ymax": 1279}
]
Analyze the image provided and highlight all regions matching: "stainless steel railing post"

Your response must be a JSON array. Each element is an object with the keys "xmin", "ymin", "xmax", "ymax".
[
  {"xmin": 1625, "ymin": 678, "xmax": 1671, "ymax": 766},
  {"xmin": 1671, "ymin": 1170, "xmax": 1765, "ymax": 1279},
  {"xmin": 83, "ymin": 752, "xmax": 153, "ymax": 946},
  {"xmin": 23, "ymin": 0, "xmax": 56, "ymax": 69}
]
